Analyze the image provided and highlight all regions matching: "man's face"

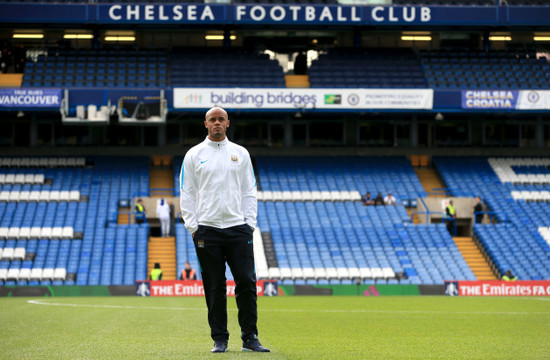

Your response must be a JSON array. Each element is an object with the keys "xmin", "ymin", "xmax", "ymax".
[{"xmin": 205, "ymin": 108, "xmax": 229, "ymax": 141}]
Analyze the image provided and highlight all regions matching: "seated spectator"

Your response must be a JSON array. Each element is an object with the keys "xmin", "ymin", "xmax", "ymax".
[
  {"xmin": 502, "ymin": 270, "xmax": 517, "ymax": 281},
  {"xmin": 384, "ymin": 191, "xmax": 396, "ymax": 206},
  {"xmin": 13, "ymin": 44, "xmax": 26, "ymax": 74},
  {"xmin": 374, "ymin": 192, "xmax": 384, "ymax": 206},
  {"xmin": 362, "ymin": 192, "xmax": 374, "ymax": 206},
  {"xmin": 180, "ymin": 261, "xmax": 197, "ymax": 280},
  {"xmin": 150, "ymin": 263, "xmax": 163, "ymax": 281},
  {"xmin": 294, "ymin": 51, "xmax": 308, "ymax": 75}
]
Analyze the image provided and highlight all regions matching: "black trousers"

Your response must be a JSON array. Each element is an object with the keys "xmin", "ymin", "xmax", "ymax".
[{"xmin": 193, "ymin": 224, "xmax": 258, "ymax": 342}]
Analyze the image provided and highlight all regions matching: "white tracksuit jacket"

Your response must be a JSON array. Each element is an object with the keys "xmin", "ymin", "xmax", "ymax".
[{"xmin": 179, "ymin": 136, "xmax": 257, "ymax": 235}]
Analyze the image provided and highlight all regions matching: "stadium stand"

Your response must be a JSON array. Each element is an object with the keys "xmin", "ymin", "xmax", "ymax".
[
  {"xmin": 22, "ymin": 49, "xmax": 168, "ymax": 88},
  {"xmin": 255, "ymin": 156, "xmax": 425, "ymax": 205},
  {"xmin": 242, "ymin": 156, "xmax": 474, "ymax": 285},
  {"xmin": 1, "ymin": 0, "xmax": 550, "ymax": 292},
  {"xmin": 175, "ymin": 223, "xmax": 202, "ymax": 281},
  {"xmin": 170, "ymin": 48, "xmax": 285, "ymax": 88},
  {"xmin": 18, "ymin": 45, "xmax": 550, "ymax": 92},
  {"xmin": 420, "ymin": 49, "xmax": 550, "ymax": 89},
  {"xmin": 172, "ymin": 155, "xmax": 475, "ymax": 284},
  {"xmin": 309, "ymin": 48, "xmax": 426, "ymax": 89},
  {"xmin": 256, "ymin": 201, "xmax": 475, "ymax": 285},
  {"xmin": 0, "ymin": 156, "xmax": 149, "ymax": 286},
  {"xmin": 434, "ymin": 156, "xmax": 550, "ymax": 281}
]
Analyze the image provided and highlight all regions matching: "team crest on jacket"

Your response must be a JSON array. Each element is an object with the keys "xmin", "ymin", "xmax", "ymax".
[{"xmin": 231, "ymin": 154, "xmax": 238, "ymax": 162}]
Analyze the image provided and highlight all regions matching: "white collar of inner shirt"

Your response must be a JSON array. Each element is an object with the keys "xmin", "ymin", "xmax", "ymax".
[{"xmin": 205, "ymin": 136, "xmax": 228, "ymax": 147}]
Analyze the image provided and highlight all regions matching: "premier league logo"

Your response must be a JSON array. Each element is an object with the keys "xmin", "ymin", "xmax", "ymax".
[{"xmin": 444, "ymin": 282, "xmax": 459, "ymax": 296}]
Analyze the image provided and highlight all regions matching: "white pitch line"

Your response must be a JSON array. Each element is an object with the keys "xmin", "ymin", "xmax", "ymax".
[
  {"xmin": 27, "ymin": 299, "xmax": 205, "ymax": 311},
  {"xmin": 27, "ymin": 299, "xmax": 550, "ymax": 315}
]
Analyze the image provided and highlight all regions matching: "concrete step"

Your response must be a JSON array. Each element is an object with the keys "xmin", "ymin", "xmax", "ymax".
[
  {"xmin": 453, "ymin": 236, "xmax": 498, "ymax": 280},
  {"xmin": 414, "ymin": 167, "xmax": 445, "ymax": 198},
  {"xmin": 148, "ymin": 234, "xmax": 176, "ymax": 280}
]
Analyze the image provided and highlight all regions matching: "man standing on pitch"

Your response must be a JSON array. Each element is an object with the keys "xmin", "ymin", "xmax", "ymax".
[{"xmin": 180, "ymin": 107, "xmax": 269, "ymax": 353}]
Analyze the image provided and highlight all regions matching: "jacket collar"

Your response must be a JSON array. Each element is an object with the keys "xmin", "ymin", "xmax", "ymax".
[{"xmin": 205, "ymin": 136, "xmax": 228, "ymax": 147}]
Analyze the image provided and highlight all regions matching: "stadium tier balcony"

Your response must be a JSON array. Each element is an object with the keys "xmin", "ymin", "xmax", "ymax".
[
  {"xmin": 22, "ymin": 49, "xmax": 168, "ymax": 88},
  {"xmin": 170, "ymin": 48, "xmax": 285, "ymax": 88},
  {"xmin": 309, "ymin": 48, "xmax": 426, "ymax": 89},
  {"xmin": 421, "ymin": 49, "xmax": 550, "ymax": 89}
]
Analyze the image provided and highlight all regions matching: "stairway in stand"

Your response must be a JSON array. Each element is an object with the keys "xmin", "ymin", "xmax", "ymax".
[
  {"xmin": 285, "ymin": 74, "xmax": 310, "ymax": 88},
  {"xmin": 407, "ymin": 162, "xmax": 446, "ymax": 224},
  {"xmin": 150, "ymin": 168, "xmax": 174, "ymax": 198},
  {"xmin": 414, "ymin": 167, "xmax": 446, "ymax": 198},
  {"xmin": 453, "ymin": 237, "xmax": 497, "ymax": 280},
  {"xmin": 148, "ymin": 156, "xmax": 176, "ymax": 280},
  {"xmin": 147, "ymin": 236, "xmax": 177, "ymax": 280}
]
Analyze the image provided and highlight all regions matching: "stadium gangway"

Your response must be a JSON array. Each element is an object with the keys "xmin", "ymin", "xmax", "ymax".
[
  {"xmin": 410, "ymin": 211, "xmax": 447, "ymax": 225},
  {"xmin": 110, "ymin": 211, "xmax": 142, "ymax": 225},
  {"xmin": 474, "ymin": 211, "xmax": 508, "ymax": 226},
  {"xmin": 411, "ymin": 202, "xmax": 458, "ymax": 235},
  {"xmin": 412, "ymin": 196, "xmax": 455, "ymax": 231}
]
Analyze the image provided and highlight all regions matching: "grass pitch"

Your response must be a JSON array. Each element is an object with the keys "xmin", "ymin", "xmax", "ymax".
[{"xmin": 0, "ymin": 296, "xmax": 548, "ymax": 359}]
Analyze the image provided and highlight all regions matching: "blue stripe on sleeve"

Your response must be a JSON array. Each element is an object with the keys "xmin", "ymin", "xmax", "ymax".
[{"xmin": 180, "ymin": 159, "xmax": 185, "ymax": 190}]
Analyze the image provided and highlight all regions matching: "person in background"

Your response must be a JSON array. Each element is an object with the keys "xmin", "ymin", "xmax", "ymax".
[
  {"xmin": 1, "ymin": 40, "xmax": 12, "ymax": 73},
  {"xmin": 502, "ymin": 269, "xmax": 518, "ymax": 281},
  {"xmin": 150, "ymin": 263, "xmax": 162, "ymax": 280},
  {"xmin": 362, "ymin": 192, "xmax": 374, "ymax": 206},
  {"xmin": 168, "ymin": 199, "xmax": 175, "ymax": 236},
  {"xmin": 445, "ymin": 200, "xmax": 457, "ymax": 234},
  {"xmin": 384, "ymin": 191, "xmax": 396, "ymax": 206},
  {"xmin": 294, "ymin": 51, "xmax": 308, "ymax": 75},
  {"xmin": 180, "ymin": 261, "xmax": 197, "ymax": 280},
  {"xmin": 135, "ymin": 199, "xmax": 146, "ymax": 224},
  {"xmin": 156, "ymin": 198, "xmax": 171, "ymax": 237},
  {"xmin": 473, "ymin": 196, "xmax": 484, "ymax": 224},
  {"xmin": 13, "ymin": 44, "xmax": 26, "ymax": 74},
  {"xmin": 374, "ymin": 192, "xmax": 384, "ymax": 206},
  {"xmin": 180, "ymin": 106, "xmax": 269, "ymax": 353}
]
